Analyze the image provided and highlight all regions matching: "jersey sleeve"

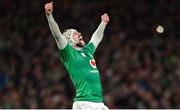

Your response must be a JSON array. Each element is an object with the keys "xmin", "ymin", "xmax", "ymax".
[
  {"xmin": 83, "ymin": 42, "xmax": 96, "ymax": 55},
  {"xmin": 58, "ymin": 44, "xmax": 74, "ymax": 63}
]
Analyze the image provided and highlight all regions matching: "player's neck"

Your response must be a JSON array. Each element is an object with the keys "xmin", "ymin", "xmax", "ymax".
[{"xmin": 73, "ymin": 45, "xmax": 83, "ymax": 50}]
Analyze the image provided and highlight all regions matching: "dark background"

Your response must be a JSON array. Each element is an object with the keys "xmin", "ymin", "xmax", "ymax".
[{"xmin": 0, "ymin": 0, "xmax": 179, "ymax": 109}]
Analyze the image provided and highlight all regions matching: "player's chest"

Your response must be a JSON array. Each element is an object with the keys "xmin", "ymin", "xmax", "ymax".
[{"xmin": 74, "ymin": 51, "xmax": 97, "ymax": 69}]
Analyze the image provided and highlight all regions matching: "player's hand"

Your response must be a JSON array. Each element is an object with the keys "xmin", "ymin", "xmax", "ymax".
[
  {"xmin": 45, "ymin": 2, "xmax": 53, "ymax": 15},
  {"xmin": 101, "ymin": 13, "xmax": 109, "ymax": 24}
]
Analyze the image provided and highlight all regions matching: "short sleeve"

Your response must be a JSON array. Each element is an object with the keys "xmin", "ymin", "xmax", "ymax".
[
  {"xmin": 83, "ymin": 42, "xmax": 96, "ymax": 55},
  {"xmin": 58, "ymin": 44, "xmax": 74, "ymax": 63}
]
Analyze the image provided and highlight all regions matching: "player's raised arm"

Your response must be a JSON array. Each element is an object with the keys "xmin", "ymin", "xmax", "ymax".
[
  {"xmin": 89, "ymin": 13, "xmax": 109, "ymax": 48},
  {"xmin": 45, "ymin": 2, "xmax": 67, "ymax": 49}
]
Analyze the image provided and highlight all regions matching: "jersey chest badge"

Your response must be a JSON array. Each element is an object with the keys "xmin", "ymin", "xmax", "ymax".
[
  {"xmin": 81, "ymin": 52, "xmax": 86, "ymax": 57},
  {"xmin": 89, "ymin": 59, "xmax": 96, "ymax": 68}
]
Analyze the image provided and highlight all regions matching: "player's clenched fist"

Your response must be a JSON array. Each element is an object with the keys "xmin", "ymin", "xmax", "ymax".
[
  {"xmin": 45, "ymin": 2, "xmax": 53, "ymax": 15},
  {"xmin": 101, "ymin": 13, "xmax": 109, "ymax": 24}
]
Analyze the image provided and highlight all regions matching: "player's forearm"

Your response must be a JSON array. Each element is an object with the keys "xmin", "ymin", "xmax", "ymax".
[
  {"xmin": 90, "ymin": 21, "xmax": 107, "ymax": 48},
  {"xmin": 46, "ymin": 14, "xmax": 67, "ymax": 49}
]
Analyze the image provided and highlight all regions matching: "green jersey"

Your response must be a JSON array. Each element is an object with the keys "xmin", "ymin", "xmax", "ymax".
[{"xmin": 59, "ymin": 42, "xmax": 103, "ymax": 102}]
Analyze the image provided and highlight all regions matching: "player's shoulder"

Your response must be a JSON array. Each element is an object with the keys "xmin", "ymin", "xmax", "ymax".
[
  {"xmin": 59, "ymin": 43, "xmax": 74, "ymax": 51},
  {"xmin": 58, "ymin": 44, "xmax": 76, "ymax": 62},
  {"xmin": 84, "ymin": 42, "xmax": 95, "ymax": 48},
  {"xmin": 82, "ymin": 42, "xmax": 96, "ymax": 54}
]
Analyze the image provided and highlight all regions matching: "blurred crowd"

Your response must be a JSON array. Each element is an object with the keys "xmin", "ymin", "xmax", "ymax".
[{"xmin": 0, "ymin": 0, "xmax": 179, "ymax": 109}]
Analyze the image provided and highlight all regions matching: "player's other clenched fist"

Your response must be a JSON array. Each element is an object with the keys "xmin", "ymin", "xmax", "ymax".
[
  {"xmin": 45, "ymin": 2, "xmax": 53, "ymax": 15},
  {"xmin": 101, "ymin": 13, "xmax": 109, "ymax": 24}
]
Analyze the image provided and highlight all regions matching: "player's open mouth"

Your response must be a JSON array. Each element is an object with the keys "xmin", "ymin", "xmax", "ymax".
[{"xmin": 79, "ymin": 36, "xmax": 83, "ymax": 41}]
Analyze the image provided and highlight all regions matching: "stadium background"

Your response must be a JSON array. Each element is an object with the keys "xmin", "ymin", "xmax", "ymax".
[{"xmin": 0, "ymin": 0, "xmax": 179, "ymax": 109}]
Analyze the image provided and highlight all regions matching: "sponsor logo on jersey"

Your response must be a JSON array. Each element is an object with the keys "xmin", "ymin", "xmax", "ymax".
[
  {"xmin": 89, "ymin": 59, "xmax": 96, "ymax": 68},
  {"xmin": 90, "ymin": 70, "xmax": 98, "ymax": 73}
]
